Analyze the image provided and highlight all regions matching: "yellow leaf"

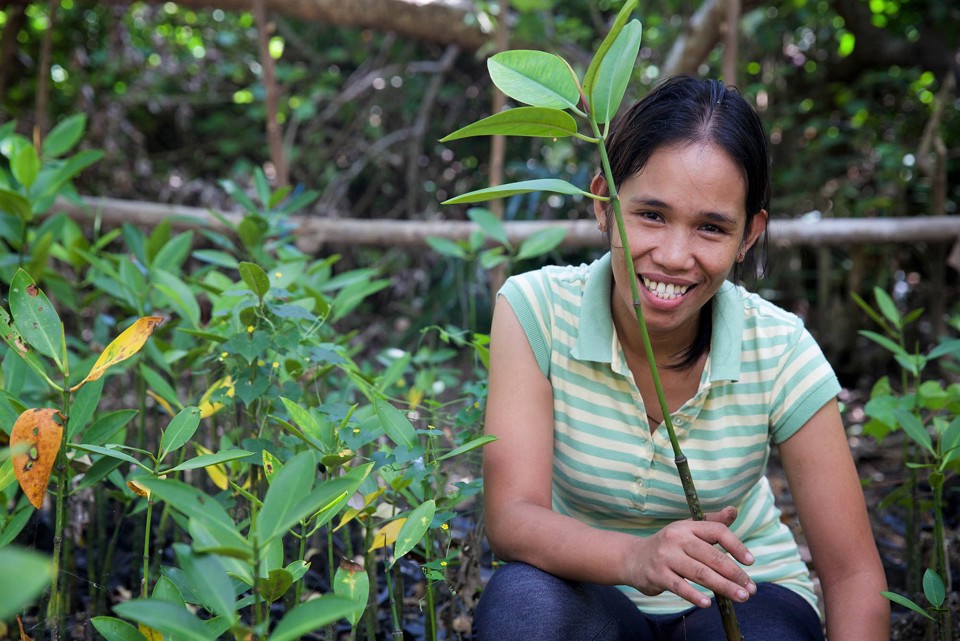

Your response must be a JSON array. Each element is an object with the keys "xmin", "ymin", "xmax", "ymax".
[
  {"xmin": 127, "ymin": 479, "xmax": 150, "ymax": 498},
  {"xmin": 335, "ymin": 487, "xmax": 384, "ymax": 532},
  {"xmin": 11, "ymin": 408, "xmax": 63, "ymax": 509},
  {"xmin": 262, "ymin": 450, "xmax": 282, "ymax": 484},
  {"xmin": 194, "ymin": 443, "xmax": 229, "ymax": 490},
  {"xmin": 198, "ymin": 375, "xmax": 235, "ymax": 419},
  {"xmin": 70, "ymin": 316, "xmax": 164, "ymax": 392},
  {"xmin": 138, "ymin": 623, "xmax": 163, "ymax": 641},
  {"xmin": 146, "ymin": 390, "xmax": 175, "ymax": 417},
  {"xmin": 369, "ymin": 517, "xmax": 406, "ymax": 552}
]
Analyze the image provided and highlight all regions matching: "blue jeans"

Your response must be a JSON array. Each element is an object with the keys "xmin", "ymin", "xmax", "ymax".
[{"xmin": 473, "ymin": 562, "xmax": 826, "ymax": 641}]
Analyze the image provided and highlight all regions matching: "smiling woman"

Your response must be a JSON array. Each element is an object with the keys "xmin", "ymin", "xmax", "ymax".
[{"xmin": 474, "ymin": 75, "xmax": 891, "ymax": 641}]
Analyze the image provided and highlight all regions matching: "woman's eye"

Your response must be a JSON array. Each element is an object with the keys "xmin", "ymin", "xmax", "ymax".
[
  {"xmin": 700, "ymin": 223, "xmax": 727, "ymax": 234},
  {"xmin": 637, "ymin": 211, "xmax": 661, "ymax": 222}
]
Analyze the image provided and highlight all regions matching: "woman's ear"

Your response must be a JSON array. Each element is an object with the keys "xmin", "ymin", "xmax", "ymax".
[
  {"xmin": 743, "ymin": 209, "xmax": 768, "ymax": 253},
  {"xmin": 590, "ymin": 173, "xmax": 609, "ymax": 229}
]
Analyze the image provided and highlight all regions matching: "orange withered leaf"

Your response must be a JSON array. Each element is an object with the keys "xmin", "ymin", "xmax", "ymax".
[{"xmin": 11, "ymin": 408, "xmax": 63, "ymax": 509}]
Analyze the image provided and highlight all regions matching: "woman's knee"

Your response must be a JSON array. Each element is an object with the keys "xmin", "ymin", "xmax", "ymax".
[{"xmin": 473, "ymin": 563, "xmax": 647, "ymax": 641}]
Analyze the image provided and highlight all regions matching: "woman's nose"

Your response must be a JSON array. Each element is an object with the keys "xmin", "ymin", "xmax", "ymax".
[{"xmin": 650, "ymin": 230, "xmax": 693, "ymax": 270}]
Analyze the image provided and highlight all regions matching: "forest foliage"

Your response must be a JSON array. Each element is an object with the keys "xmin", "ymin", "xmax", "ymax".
[{"xmin": 0, "ymin": 0, "xmax": 959, "ymax": 639}]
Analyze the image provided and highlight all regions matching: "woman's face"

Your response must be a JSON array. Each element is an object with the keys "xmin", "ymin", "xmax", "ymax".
[{"xmin": 593, "ymin": 142, "xmax": 767, "ymax": 346}]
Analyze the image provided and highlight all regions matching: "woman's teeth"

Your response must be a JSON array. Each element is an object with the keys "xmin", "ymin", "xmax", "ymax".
[{"xmin": 642, "ymin": 277, "xmax": 690, "ymax": 300}]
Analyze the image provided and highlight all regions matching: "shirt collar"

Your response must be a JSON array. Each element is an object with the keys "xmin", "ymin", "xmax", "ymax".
[{"xmin": 569, "ymin": 253, "xmax": 744, "ymax": 382}]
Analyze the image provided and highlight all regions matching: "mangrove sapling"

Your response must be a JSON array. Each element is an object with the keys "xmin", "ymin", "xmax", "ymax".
[
  {"xmin": 1, "ymin": 268, "xmax": 165, "ymax": 640},
  {"xmin": 855, "ymin": 287, "xmax": 960, "ymax": 639},
  {"xmin": 439, "ymin": 1, "xmax": 743, "ymax": 637}
]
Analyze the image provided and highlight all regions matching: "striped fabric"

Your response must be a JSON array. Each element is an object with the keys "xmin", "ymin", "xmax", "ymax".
[{"xmin": 499, "ymin": 252, "xmax": 840, "ymax": 615}]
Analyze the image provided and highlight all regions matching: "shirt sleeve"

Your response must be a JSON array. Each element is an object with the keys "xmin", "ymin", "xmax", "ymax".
[
  {"xmin": 498, "ymin": 271, "xmax": 553, "ymax": 377},
  {"xmin": 769, "ymin": 324, "xmax": 841, "ymax": 443}
]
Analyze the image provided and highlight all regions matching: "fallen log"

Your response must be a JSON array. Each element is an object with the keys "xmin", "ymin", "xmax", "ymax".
[{"xmin": 53, "ymin": 196, "xmax": 960, "ymax": 251}]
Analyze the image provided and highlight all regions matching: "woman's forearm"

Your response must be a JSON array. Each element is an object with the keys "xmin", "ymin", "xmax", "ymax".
[
  {"xmin": 486, "ymin": 499, "xmax": 641, "ymax": 587},
  {"xmin": 821, "ymin": 571, "xmax": 890, "ymax": 641}
]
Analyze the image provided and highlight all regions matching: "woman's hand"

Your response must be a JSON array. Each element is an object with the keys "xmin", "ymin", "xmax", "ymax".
[{"xmin": 626, "ymin": 506, "xmax": 757, "ymax": 608}]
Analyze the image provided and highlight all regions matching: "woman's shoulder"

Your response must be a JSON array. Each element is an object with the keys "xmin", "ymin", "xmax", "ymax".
[
  {"xmin": 724, "ymin": 283, "xmax": 807, "ymax": 332},
  {"xmin": 504, "ymin": 257, "xmax": 602, "ymax": 296}
]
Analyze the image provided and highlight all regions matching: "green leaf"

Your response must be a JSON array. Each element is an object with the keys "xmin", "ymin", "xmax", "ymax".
[
  {"xmin": 188, "ymin": 518, "xmax": 253, "ymax": 568},
  {"xmin": 922, "ymin": 568, "xmax": 945, "ymax": 608},
  {"xmin": 392, "ymin": 499, "xmax": 436, "ymax": 564},
  {"xmin": 517, "ymin": 227, "xmax": 567, "ymax": 260},
  {"xmin": 81, "ymin": 409, "xmax": 138, "ymax": 447},
  {"xmin": 479, "ymin": 248, "xmax": 509, "ymax": 269},
  {"xmin": 260, "ymin": 568, "xmax": 294, "ymax": 603},
  {"xmin": 0, "ymin": 187, "xmax": 32, "ymax": 221},
  {"xmin": 152, "ymin": 575, "xmax": 186, "ymax": 607},
  {"xmin": 280, "ymin": 397, "xmax": 332, "ymax": 451},
  {"xmin": 12, "ymin": 144, "xmax": 40, "ymax": 190},
  {"xmin": 940, "ymin": 415, "xmax": 960, "ymax": 464},
  {"xmin": 140, "ymin": 364, "xmax": 185, "ymax": 412},
  {"xmin": 192, "ymin": 249, "xmax": 240, "ymax": 269},
  {"xmin": 113, "ymin": 599, "xmax": 212, "ymax": 641},
  {"xmin": 173, "ymin": 543, "xmax": 238, "ymax": 624},
  {"xmin": 254, "ymin": 167, "xmax": 271, "ymax": 207},
  {"xmin": 582, "ymin": 0, "xmax": 639, "ymax": 106},
  {"xmin": 136, "ymin": 477, "xmax": 236, "ymax": 529},
  {"xmin": 442, "ymin": 178, "xmax": 593, "ymax": 205},
  {"xmin": 90, "ymin": 617, "xmax": 149, "ymax": 641},
  {"xmin": 588, "ymin": 19, "xmax": 642, "ymax": 125},
  {"xmin": 858, "ymin": 330, "xmax": 908, "ymax": 360},
  {"xmin": 42, "ymin": 114, "xmax": 87, "ymax": 158},
  {"xmin": 66, "ymin": 377, "xmax": 105, "ymax": 439},
  {"xmin": 0, "ymin": 305, "xmax": 58, "ymax": 389},
  {"xmin": 153, "ymin": 270, "xmax": 201, "ymax": 329},
  {"xmin": 9, "ymin": 268, "xmax": 65, "ymax": 369},
  {"xmin": 425, "ymin": 236, "xmax": 468, "ymax": 259},
  {"xmin": 0, "ymin": 547, "xmax": 52, "ymax": 621},
  {"xmin": 441, "ymin": 106, "xmax": 581, "ymax": 142},
  {"xmin": 468, "ymin": 208, "xmax": 509, "ymax": 246},
  {"xmin": 881, "ymin": 591, "xmax": 935, "ymax": 621},
  {"xmin": 151, "ymin": 231, "xmax": 195, "ymax": 274},
  {"xmin": 159, "ymin": 406, "xmax": 202, "ymax": 462},
  {"xmin": 928, "ymin": 337, "xmax": 960, "ymax": 360},
  {"xmin": 892, "ymin": 409, "xmax": 934, "ymax": 455},
  {"xmin": 257, "ymin": 450, "xmax": 317, "ymax": 544},
  {"xmin": 238, "ymin": 261, "xmax": 271, "ymax": 301},
  {"xmin": 31, "ymin": 149, "xmax": 103, "ymax": 205},
  {"xmin": 488, "ymin": 50, "xmax": 581, "ymax": 111},
  {"xmin": 374, "ymin": 397, "xmax": 418, "ymax": 450},
  {"xmin": 333, "ymin": 562, "xmax": 369, "ymax": 626},
  {"xmin": 162, "ymin": 449, "xmax": 253, "ymax": 474},
  {"xmin": 71, "ymin": 443, "xmax": 150, "ymax": 471},
  {"xmin": 268, "ymin": 596, "xmax": 362, "ymax": 641},
  {"xmin": 873, "ymin": 287, "xmax": 901, "ymax": 329},
  {"xmin": 436, "ymin": 435, "xmax": 497, "ymax": 462}
]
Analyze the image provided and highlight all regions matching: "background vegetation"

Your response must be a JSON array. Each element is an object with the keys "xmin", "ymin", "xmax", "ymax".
[{"xmin": 0, "ymin": 0, "xmax": 958, "ymax": 639}]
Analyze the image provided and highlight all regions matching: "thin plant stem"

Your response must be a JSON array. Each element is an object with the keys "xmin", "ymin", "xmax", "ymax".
[
  {"xmin": 932, "ymin": 475, "xmax": 952, "ymax": 637},
  {"xmin": 423, "ymin": 526, "xmax": 438, "ymax": 641},
  {"xmin": 47, "ymin": 384, "xmax": 71, "ymax": 641},
  {"xmin": 141, "ymin": 499, "xmax": 154, "ymax": 598},
  {"xmin": 384, "ymin": 555, "xmax": 403, "ymax": 640},
  {"xmin": 591, "ymin": 117, "xmax": 744, "ymax": 641}
]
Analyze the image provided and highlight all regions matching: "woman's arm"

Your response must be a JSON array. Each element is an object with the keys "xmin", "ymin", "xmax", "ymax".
[
  {"xmin": 483, "ymin": 298, "xmax": 757, "ymax": 607},
  {"xmin": 778, "ymin": 399, "xmax": 890, "ymax": 640}
]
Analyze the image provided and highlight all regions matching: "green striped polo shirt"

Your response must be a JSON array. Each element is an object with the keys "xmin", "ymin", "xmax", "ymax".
[{"xmin": 499, "ymin": 252, "xmax": 841, "ymax": 615}]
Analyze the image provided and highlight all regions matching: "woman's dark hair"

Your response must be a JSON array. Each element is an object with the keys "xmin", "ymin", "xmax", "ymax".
[{"xmin": 602, "ymin": 74, "xmax": 771, "ymax": 369}]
